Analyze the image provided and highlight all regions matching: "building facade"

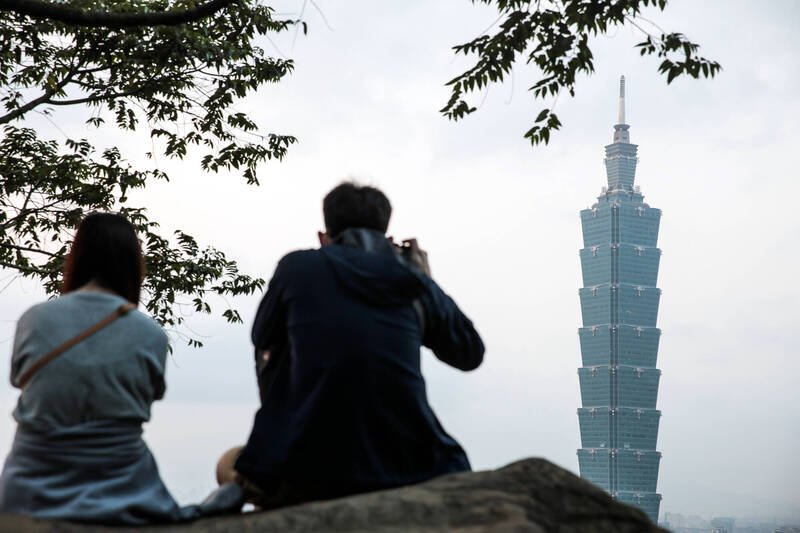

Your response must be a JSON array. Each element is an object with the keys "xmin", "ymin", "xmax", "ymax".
[{"xmin": 576, "ymin": 76, "xmax": 663, "ymax": 522}]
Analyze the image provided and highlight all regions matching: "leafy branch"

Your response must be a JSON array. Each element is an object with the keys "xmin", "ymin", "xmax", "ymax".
[
  {"xmin": 0, "ymin": 0, "xmax": 238, "ymax": 28},
  {"xmin": 0, "ymin": 0, "xmax": 297, "ymax": 346},
  {"xmin": 442, "ymin": 0, "xmax": 721, "ymax": 145}
]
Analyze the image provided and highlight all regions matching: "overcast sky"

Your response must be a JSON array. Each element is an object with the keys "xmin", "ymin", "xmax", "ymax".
[{"xmin": 1, "ymin": 0, "xmax": 798, "ymax": 523}]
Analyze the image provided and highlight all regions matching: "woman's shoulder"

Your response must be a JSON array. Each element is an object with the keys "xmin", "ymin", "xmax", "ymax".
[
  {"xmin": 20, "ymin": 293, "xmax": 165, "ymax": 341},
  {"xmin": 16, "ymin": 295, "xmax": 70, "ymax": 327},
  {"xmin": 126, "ymin": 307, "xmax": 169, "ymax": 346}
]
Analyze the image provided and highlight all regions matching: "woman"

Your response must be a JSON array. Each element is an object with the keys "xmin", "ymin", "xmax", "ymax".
[{"xmin": 0, "ymin": 213, "xmax": 201, "ymax": 524}]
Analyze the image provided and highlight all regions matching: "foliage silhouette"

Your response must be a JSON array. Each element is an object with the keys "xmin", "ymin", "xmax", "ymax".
[
  {"xmin": 443, "ymin": 0, "xmax": 721, "ymax": 145},
  {"xmin": 0, "ymin": 0, "xmax": 296, "ymax": 346}
]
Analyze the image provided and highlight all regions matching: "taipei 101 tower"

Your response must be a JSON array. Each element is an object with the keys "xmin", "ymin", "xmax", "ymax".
[{"xmin": 576, "ymin": 77, "xmax": 663, "ymax": 522}]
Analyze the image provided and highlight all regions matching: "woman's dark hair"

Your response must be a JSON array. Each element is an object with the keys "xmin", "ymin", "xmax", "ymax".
[
  {"xmin": 61, "ymin": 213, "xmax": 145, "ymax": 304},
  {"xmin": 323, "ymin": 182, "xmax": 392, "ymax": 238}
]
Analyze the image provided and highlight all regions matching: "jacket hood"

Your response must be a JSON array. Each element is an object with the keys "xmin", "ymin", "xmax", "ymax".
[{"xmin": 321, "ymin": 228, "xmax": 425, "ymax": 307}]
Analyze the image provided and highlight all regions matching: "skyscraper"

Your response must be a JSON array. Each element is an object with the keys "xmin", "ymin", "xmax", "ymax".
[{"xmin": 576, "ymin": 76, "xmax": 663, "ymax": 522}]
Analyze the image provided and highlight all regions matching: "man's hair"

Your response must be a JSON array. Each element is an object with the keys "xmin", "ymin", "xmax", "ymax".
[
  {"xmin": 323, "ymin": 182, "xmax": 392, "ymax": 238},
  {"xmin": 61, "ymin": 212, "xmax": 145, "ymax": 304}
]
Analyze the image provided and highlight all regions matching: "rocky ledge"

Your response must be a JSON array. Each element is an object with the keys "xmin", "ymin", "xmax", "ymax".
[{"xmin": 0, "ymin": 458, "xmax": 665, "ymax": 532}]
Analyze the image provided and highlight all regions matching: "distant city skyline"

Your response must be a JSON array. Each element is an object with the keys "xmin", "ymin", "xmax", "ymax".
[{"xmin": 664, "ymin": 511, "xmax": 800, "ymax": 533}]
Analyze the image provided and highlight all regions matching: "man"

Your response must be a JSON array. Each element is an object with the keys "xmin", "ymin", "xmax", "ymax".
[{"xmin": 219, "ymin": 182, "xmax": 484, "ymax": 509}]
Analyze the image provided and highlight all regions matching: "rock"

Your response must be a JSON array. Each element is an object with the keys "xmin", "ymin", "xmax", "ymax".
[{"xmin": 0, "ymin": 458, "xmax": 666, "ymax": 532}]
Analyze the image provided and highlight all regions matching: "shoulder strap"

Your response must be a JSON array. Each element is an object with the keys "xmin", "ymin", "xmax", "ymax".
[{"xmin": 17, "ymin": 302, "xmax": 137, "ymax": 389}]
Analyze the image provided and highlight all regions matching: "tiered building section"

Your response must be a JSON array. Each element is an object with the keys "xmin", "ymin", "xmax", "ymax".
[{"xmin": 577, "ymin": 77, "xmax": 663, "ymax": 522}]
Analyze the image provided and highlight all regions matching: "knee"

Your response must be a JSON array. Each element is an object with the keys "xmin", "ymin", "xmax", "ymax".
[{"xmin": 216, "ymin": 446, "xmax": 244, "ymax": 486}]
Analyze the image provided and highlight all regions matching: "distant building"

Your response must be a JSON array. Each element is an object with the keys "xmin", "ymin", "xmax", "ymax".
[
  {"xmin": 576, "ymin": 76, "xmax": 663, "ymax": 523},
  {"xmin": 711, "ymin": 516, "xmax": 736, "ymax": 533}
]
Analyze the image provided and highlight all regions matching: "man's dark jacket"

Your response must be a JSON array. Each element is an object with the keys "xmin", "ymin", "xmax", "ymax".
[{"xmin": 235, "ymin": 228, "xmax": 484, "ymax": 506}]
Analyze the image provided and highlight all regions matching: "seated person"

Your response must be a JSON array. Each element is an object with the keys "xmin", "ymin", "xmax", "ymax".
[
  {"xmin": 0, "ymin": 213, "xmax": 201, "ymax": 524},
  {"xmin": 218, "ymin": 182, "xmax": 485, "ymax": 509}
]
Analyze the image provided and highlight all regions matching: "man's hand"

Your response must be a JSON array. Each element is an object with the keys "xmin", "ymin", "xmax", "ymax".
[
  {"xmin": 256, "ymin": 349, "xmax": 271, "ymax": 374},
  {"xmin": 402, "ymin": 238, "xmax": 431, "ymax": 277}
]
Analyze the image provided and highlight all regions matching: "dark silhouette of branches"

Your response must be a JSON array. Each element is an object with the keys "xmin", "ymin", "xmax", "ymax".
[
  {"xmin": 443, "ymin": 0, "xmax": 721, "ymax": 146},
  {"xmin": 0, "ymin": 0, "xmax": 238, "ymax": 28}
]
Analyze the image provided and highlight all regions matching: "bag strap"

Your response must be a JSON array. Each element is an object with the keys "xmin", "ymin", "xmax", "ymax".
[{"xmin": 17, "ymin": 302, "xmax": 136, "ymax": 389}]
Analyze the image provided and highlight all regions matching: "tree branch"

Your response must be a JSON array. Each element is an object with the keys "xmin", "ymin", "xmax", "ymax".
[
  {"xmin": 0, "ymin": 259, "xmax": 50, "ymax": 275},
  {"xmin": 48, "ymin": 90, "xmax": 139, "ymax": 106},
  {"xmin": 4, "ymin": 243, "xmax": 59, "ymax": 257},
  {"xmin": 0, "ymin": 58, "xmax": 81, "ymax": 124},
  {"xmin": 0, "ymin": 81, "xmax": 66, "ymax": 124},
  {"xmin": 13, "ymin": 187, "xmax": 36, "ymax": 230},
  {"xmin": 0, "ymin": 0, "xmax": 239, "ymax": 28}
]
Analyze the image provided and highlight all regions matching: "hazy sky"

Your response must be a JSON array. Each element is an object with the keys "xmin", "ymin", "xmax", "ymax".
[{"xmin": 1, "ymin": 0, "xmax": 798, "ymax": 523}]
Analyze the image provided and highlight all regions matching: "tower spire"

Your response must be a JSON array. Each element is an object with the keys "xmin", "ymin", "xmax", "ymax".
[
  {"xmin": 606, "ymin": 76, "xmax": 637, "ymax": 190},
  {"xmin": 612, "ymin": 75, "xmax": 631, "ymax": 144}
]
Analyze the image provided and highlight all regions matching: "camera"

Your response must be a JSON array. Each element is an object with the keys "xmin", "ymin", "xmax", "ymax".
[{"xmin": 396, "ymin": 242, "xmax": 414, "ymax": 261}]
